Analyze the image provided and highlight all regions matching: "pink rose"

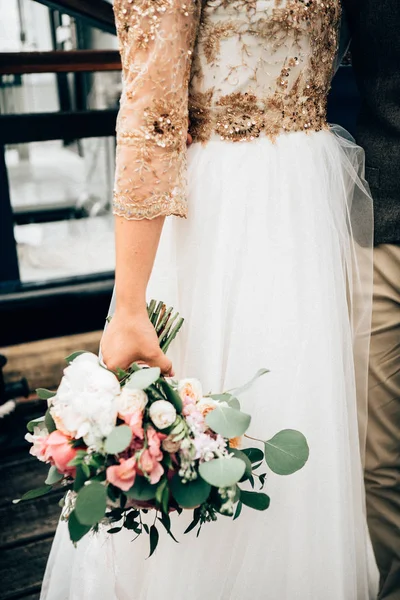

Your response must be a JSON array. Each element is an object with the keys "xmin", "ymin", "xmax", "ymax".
[
  {"xmin": 147, "ymin": 427, "xmax": 166, "ymax": 461},
  {"xmin": 106, "ymin": 456, "xmax": 136, "ymax": 491},
  {"xmin": 44, "ymin": 430, "xmax": 78, "ymax": 476}
]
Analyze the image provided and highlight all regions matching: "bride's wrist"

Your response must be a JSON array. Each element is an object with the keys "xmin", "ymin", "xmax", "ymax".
[{"xmin": 114, "ymin": 301, "xmax": 148, "ymax": 321}]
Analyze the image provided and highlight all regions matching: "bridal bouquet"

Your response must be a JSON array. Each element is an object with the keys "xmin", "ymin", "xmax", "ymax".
[{"xmin": 20, "ymin": 302, "xmax": 309, "ymax": 556}]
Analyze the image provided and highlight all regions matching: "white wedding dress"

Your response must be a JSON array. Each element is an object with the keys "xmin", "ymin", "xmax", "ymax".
[{"xmin": 41, "ymin": 0, "xmax": 379, "ymax": 598}]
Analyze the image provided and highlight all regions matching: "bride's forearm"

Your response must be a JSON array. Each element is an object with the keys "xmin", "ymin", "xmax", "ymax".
[{"xmin": 114, "ymin": 215, "xmax": 165, "ymax": 316}]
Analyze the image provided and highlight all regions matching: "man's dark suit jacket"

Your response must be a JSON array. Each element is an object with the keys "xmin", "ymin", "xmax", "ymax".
[{"xmin": 342, "ymin": 0, "xmax": 400, "ymax": 245}]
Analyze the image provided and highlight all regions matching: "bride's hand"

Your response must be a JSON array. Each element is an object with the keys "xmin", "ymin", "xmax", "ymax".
[{"xmin": 100, "ymin": 310, "xmax": 173, "ymax": 376}]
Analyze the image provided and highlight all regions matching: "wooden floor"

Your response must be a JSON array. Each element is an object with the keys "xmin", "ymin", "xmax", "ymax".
[
  {"xmin": 0, "ymin": 332, "xmax": 102, "ymax": 600},
  {"xmin": 0, "ymin": 400, "xmax": 63, "ymax": 600}
]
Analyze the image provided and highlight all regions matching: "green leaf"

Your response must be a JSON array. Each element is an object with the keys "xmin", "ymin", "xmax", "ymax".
[
  {"xmin": 126, "ymin": 476, "xmax": 157, "ymax": 501},
  {"xmin": 65, "ymin": 351, "xmax": 85, "ymax": 364},
  {"xmin": 199, "ymin": 457, "xmax": 246, "ymax": 488},
  {"xmin": 104, "ymin": 425, "xmax": 132, "ymax": 455},
  {"xmin": 148, "ymin": 525, "xmax": 159, "ymax": 558},
  {"xmin": 184, "ymin": 514, "xmax": 200, "ymax": 534},
  {"xmin": 73, "ymin": 465, "xmax": 87, "ymax": 492},
  {"xmin": 116, "ymin": 367, "xmax": 129, "ymax": 379},
  {"xmin": 36, "ymin": 388, "xmax": 56, "ymax": 401},
  {"xmin": 170, "ymin": 475, "xmax": 211, "ymax": 508},
  {"xmin": 108, "ymin": 527, "xmax": 123, "ymax": 534},
  {"xmin": 241, "ymin": 447, "xmax": 264, "ymax": 464},
  {"xmin": 45, "ymin": 466, "xmax": 63, "ymax": 485},
  {"xmin": 13, "ymin": 485, "xmax": 52, "ymax": 504},
  {"xmin": 229, "ymin": 448, "xmax": 252, "ymax": 480},
  {"xmin": 158, "ymin": 513, "xmax": 179, "ymax": 542},
  {"xmin": 205, "ymin": 405, "xmax": 251, "ymax": 438},
  {"xmin": 209, "ymin": 393, "xmax": 240, "ymax": 410},
  {"xmin": 155, "ymin": 478, "xmax": 168, "ymax": 505},
  {"xmin": 264, "ymin": 429, "xmax": 309, "ymax": 475},
  {"xmin": 68, "ymin": 510, "xmax": 92, "ymax": 543},
  {"xmin": 158, "ymin": 379, "xmax": 183, "ymax": 413},
  {"xmin": 230, "ymin": 368, "xmax": 270, "ymax": 396},
  {"xmin": 44, "ymin": 409, "xmax": 56, "ymax": 433},
  {"xmin": 125, "ymin": 367, "xmax": 160, "ymax": 391},
  {"xmin": 233, "ymin": 500, "xmax": 243, "ymax": 520},
  {"xmin": 26, "ymin": 416, "xmax": 46, "ymax": 433},
  {"xmin": 239, "ymin": 490, "xmax": 270, "ymax": 511},
  {"xmin": 75, "ymin": 482, "xmax": 107, "ymax": 526}
]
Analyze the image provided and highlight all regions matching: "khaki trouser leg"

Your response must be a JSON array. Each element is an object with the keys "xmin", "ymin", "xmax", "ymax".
[{"xmin": 365, "ymin": 244, "xmax": 400, "ymax": 600}]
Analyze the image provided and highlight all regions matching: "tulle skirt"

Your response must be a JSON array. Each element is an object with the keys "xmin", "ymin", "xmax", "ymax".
[{"xmin": 41, "ymin": 128, "xmax": 379, "ymax": 599}]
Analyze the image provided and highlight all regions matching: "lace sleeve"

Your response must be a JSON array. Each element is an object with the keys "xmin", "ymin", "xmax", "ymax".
[{"xmin": 113, "ymin": 0, "xmax": 200, "ymax": 220}]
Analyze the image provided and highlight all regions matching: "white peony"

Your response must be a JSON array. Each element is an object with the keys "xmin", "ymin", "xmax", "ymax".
[
  {"xmin": 177, "ymin": 378, "xmax": 203, "ymax": 403},
  {"xmin": 116, "ymin": 387, "xmax": 148, "ymax": 417},
  {"xmin": 50, "ymin": 352, "xmax": 120, "ymax": 449},
  {"xmin": 149, "ymin": 400, "xmax": 177, "ymax": 430}
]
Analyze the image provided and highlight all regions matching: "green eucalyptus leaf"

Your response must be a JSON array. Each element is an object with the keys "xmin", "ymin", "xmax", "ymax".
[
  {"xmin": 26, "ymin": 416, "xmax": 46, "ymax": 433},
  {"xmin": 13, "ymin": 485, "xmax": 52, "ymax": 504},
  {"xmin": 36, "ymin": 388, "xmax": 56, "ymax": 401},
  {"xmin": 170, "ymin": 475, "xmax": 211, "ymax": 508},
  {"xmin": 205, "ymin": 405, "xmax": 251, "ymax": 438},
  {"xmin": 230, "ymin": 368, "xmax": 270, "ymax": 396},
  {"xmin": 75, "ymin": 482, "xmax": 107, "ymax": 526},
  {"xmin": 240, "ymin": 490, "xmax": 270, "ymax": 511},
  {"xmin": 126, "ymin": 476, "xmax": 157, "ymax": 501},
  {"xmin": 199, "ymin": 457, "xmax": 246, "ymax": 488},
  {"xmin": 241, "ymin": 447, "xmax": 264, "ymax": 464},
  {"xmin": 264, "ymin": 429, "xmax": 309, "ymax": 475},
  {"xmin": 68, "ymin": 510, "xmax": 92, "ymax": 543},
  {"xmin": 105, "ymin": 425, "xmax": 133, "ymax": 455},
  {"xmin": 229, "ymin": 448, "xmax": 252, "ymax": 480},
  {"xmin": 45, "ymin": 466, "xmax": 63, "ymax": 485},
  {"xmin": 73, "ymin": 464, "xmax": 87, "ymax": 492},
  {"xmin": 44, "ymin": 409, "xmax": 56, "ymax": 433},
  {"xmin": 125, "ymin": 367, "xmax": 160, "ymax": 391},
  {"xmin": 65, "ymin": 351, "xmax": 85, "ymax": 364}
]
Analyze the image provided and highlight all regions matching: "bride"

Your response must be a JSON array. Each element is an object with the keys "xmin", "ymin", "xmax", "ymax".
[{"xmin": 41, "ymin": 0, "xmax": 378, "ymax": 598}]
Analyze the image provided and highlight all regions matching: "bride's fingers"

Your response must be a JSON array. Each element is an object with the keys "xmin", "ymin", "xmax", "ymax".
[{"xmin": 145, "ymin": 350, "xmax": 173, "ymax": 377}]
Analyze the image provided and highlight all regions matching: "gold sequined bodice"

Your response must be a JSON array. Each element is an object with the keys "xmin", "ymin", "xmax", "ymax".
[{"xmin": 112, "ymin": 0, "xmax": 340, "ymax": 220}]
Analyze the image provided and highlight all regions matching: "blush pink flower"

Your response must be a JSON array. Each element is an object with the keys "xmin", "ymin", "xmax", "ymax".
[
  {"xmin": 44, "ymin": 430, "xmax": 78, "ymax": 476},
  {"xmin": 106, "ymin": 456, "xmax": 137, "ymax": 491},
  {"xmin": 138, "ymin": 450, "xmax": 164, "ymax": 485},
  {"xmin": 121, "ymin": 409, "xmax": 144, "ymax": 440},
  {"xmin": 147, "ymin": 427, "xmax": 166, "ymax": 461}
]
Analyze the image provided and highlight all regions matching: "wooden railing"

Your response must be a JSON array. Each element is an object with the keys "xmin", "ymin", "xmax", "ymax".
[
  {"xmin": 0, "ymin": 50, "xmax": 121, "ymax": 75},
  {"xmin": 32, "ymin": 0, "xmax": 116, "ymax": 34}
]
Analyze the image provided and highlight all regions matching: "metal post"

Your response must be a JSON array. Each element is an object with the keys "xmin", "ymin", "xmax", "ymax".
[{"xmin": 0, "ymin": 144, "xmax": 20, "ymax": 289}]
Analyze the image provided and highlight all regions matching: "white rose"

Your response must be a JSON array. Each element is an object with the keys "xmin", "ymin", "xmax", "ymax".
[
  {"xmin": 177, "ymin": 378, "xmax": 203, "ymax": 403},
  {"xmin": 50, "ymin": 352, "xmax": 120, "ymax": 449},
  {"xmin": 196, "ymin": 398, "xmax": 219, "ymax": 417},
  {"xmin": 149, "ymin": 400, "xmax": 177, "ymax": 430},
  {"xmin": 117, "ymin": 388, "xmax": 148, "ymax": 417}
]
